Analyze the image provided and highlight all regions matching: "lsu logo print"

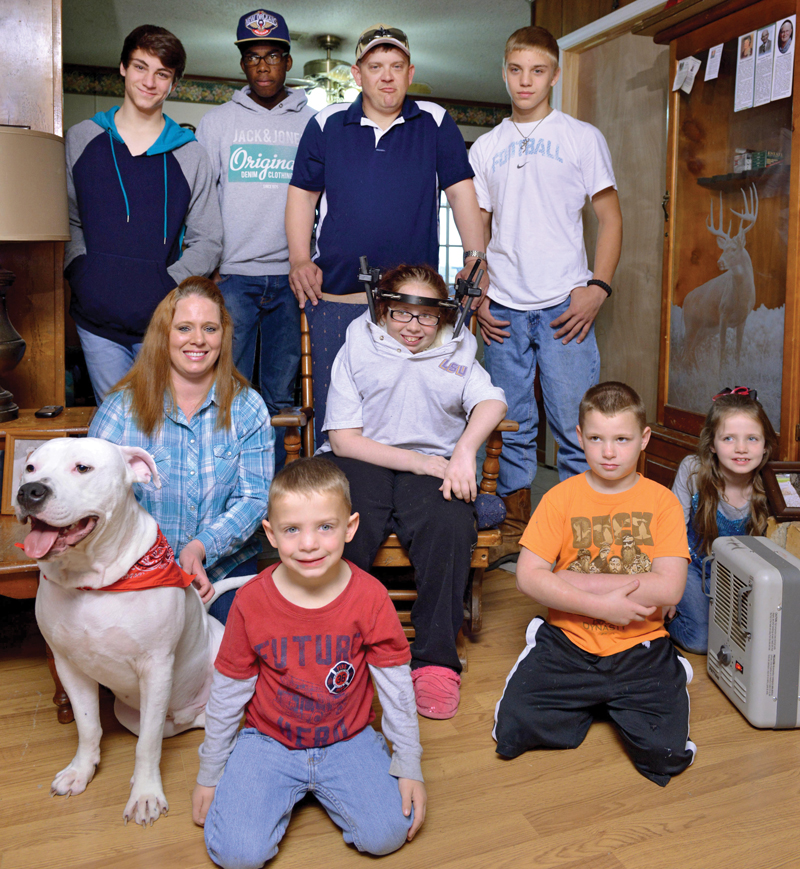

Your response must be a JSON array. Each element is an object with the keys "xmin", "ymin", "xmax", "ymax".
[
  {"xmin": 326, "ymin": 661, "xmax": 355, "ymax": 695},
  {"xmin": 245, "ymin": 11, "xmax": 278, "ymax": 38},
  {"xmin": 439, "ymin": 359, "xmax": 467, "ymax": 378}
]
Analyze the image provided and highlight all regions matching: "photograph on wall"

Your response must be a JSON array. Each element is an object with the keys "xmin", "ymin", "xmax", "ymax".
[
  {"xmin": 705, "ymin": 43, "xmax": 724, "ymax": 81},
  {"xmin": 734, "ymin": 31, "xmax": 756, "ymax": 111},
  {"xmin": 754, "ymin": 25, "xmax": 775, "ymax": 106},
  {"xmin": 772, "ymin": 16, "xmax": 796, "ymax": 100},
  {"xmin": 673, "ymin": 56, "xmax": 701, "ymax": 92}
]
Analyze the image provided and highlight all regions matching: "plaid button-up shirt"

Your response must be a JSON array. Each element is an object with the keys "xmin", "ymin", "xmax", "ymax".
[{"xmin": 89, "ymin": 383, "xmax": 273, "ymax": 581}]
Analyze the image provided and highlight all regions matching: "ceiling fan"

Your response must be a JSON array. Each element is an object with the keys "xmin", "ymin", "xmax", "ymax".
[{"xmin": 287, "ymin": 34, "xmax": 432, "ymax": 105}]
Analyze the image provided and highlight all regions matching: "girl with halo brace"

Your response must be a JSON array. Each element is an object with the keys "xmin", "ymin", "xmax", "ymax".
[
  {"xmin": 318, "ymin": 264, "xmax": 507, "ymax": 720},
  {"xmin": 668, "ymin": 387, "xmax": 778, "ymax": 654}
]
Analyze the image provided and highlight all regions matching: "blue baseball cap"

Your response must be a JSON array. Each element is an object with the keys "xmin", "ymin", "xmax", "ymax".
[{"xmin": 235, "ymin": 10, "xmax": 290, "ymax": 47}]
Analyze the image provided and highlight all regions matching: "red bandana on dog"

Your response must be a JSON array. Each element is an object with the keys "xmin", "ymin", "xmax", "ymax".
[
  {"xmin": 20, "ymin": 527, "xmax": 195, "ymax": 591},
  {"xmin": 98, "ymin": 528, "xmax": 195, "ymax": 591}
]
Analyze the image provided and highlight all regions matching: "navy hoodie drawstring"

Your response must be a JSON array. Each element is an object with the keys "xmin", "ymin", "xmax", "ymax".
[
  {"xmin": 108, "ymin": 130, "xmax": 130, "ymax": 223},
  {"xmin": 163, "ymin": 153, "xmax": 168, "ymax": 244},
  {"xmin": 109, "ymin": 131, "xmax": 169, "ymax": 244}
]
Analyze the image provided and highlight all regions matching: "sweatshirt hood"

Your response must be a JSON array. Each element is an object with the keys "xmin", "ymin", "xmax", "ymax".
[
  {"xmin": 91, "ymin": 106, "xmax": 194, "ymax": 238},
  {"xmin": 91, "ymin": 106, "xmax": 196, "ymax": 154},
  {"xmin": 231, "ymin": 85, "xmax": 310, "ymax": 114}
]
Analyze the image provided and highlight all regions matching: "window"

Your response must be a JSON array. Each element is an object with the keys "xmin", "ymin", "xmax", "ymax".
[{"xmin": 438, "ymin": 189, "xmax": 463, "ymax": 284}]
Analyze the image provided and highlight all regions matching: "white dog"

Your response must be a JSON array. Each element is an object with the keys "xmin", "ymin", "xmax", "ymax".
[{"xmin": 17, "ymin": 437, "xmax": 242, "ymax": 825}]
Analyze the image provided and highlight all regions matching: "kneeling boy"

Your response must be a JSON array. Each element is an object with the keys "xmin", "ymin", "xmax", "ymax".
[
  {"xmin": 193, "ymin": 458, "xmax": 426, "ymax": 867},
  {"xmin": 494, "ymin": 382, "xmax": 696, "ymax": 786}
]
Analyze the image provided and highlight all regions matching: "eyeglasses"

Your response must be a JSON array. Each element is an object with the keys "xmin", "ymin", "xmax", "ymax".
[
  {"xmin": 356, "ymin": 26, "xmax": 409, "ymax": 56},
  {"xmin": 388, "ymin": 309, "xmax": 440, "ymax": 327},
  {"xmin": 242, "ymin": 51, "xmax": 289, "ymax": 67}
]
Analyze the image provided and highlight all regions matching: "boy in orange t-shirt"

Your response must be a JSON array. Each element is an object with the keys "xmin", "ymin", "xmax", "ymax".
[{"xmin": 494, "ymin": 382, "xmax": 696, "ymax": 786}]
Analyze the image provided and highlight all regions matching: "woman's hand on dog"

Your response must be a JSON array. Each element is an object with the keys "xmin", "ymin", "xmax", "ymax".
[{"xmin": 180, "ymin": 540, "xmax": 214, "ymax": 602}]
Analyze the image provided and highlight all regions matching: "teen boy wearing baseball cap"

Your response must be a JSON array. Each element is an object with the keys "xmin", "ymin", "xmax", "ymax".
[{"xmin": 196, "ymin": 10, "xmax": 315, "ymax": 469}]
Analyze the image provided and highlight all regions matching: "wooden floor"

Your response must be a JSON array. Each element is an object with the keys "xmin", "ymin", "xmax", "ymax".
[{"xmin": 2, "ymin": 573, "xmax": 799, "ymax": 869}]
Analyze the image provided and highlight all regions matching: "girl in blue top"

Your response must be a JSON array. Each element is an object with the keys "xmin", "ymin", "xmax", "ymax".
[{"xmin": 668, "ymin": 388, "xmax": 777, "ymax": 653}]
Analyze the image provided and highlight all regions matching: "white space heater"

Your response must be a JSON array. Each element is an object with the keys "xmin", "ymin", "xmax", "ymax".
[{"xmin": 706, "ymin": 536, "xmax": 800, "ymax": 728}]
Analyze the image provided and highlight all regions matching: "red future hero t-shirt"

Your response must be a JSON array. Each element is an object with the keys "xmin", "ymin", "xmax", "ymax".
[{"xmin": 215, "ymin": 560, "xmax": 410, "ymax": 750}]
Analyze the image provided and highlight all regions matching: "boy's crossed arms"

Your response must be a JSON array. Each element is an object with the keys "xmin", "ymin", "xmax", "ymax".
[{"xmin": 516, "ymin": 548, "xmax": 687, "ymax": 626}]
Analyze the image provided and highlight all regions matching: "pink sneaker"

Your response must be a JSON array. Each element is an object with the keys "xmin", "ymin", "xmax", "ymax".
[{"xmin": 411, "ymin": 666, "xmax": 461, "ymax": 719}]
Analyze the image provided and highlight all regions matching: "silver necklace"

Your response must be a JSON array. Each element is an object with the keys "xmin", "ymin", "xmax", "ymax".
[{"xmin": 512, "ymin": 111, "xmax": 549, "ymax": 167}]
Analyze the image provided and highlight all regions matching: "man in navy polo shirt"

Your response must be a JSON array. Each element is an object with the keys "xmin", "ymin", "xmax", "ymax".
[{"xmin": 285, "ymin": 24, "xmax": 487, "ymax": 448}]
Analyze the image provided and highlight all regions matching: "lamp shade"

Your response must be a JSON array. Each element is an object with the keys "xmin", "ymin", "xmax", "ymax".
[{"xmin": 0, "ymin": 127, "xmax": 70, "ymax": 242}]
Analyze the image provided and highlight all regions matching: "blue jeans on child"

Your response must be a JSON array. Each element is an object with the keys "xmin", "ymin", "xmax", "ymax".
[
  {"xmin": 667, "ymin": 558, "xmax": 710, "ymax": 654},
  {"xmin": 482, "ymin": 297, "xmax": 600, "ymax": 495},
  {"xmin": 76, "ymin": 326, "xmax": 143, "ymax": 405},
  {"xmin": 218, "ymin": 274, "xmax": 300, "ymax": 469},
  {"xmin": 204, "ymin": 726, "xmax": 412, "ymax": 868}
]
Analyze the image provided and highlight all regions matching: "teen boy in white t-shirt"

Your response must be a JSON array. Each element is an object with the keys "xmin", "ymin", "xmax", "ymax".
[{"xmin": 469, "ymin": 25, "xmax": 623, "ymax": 567}]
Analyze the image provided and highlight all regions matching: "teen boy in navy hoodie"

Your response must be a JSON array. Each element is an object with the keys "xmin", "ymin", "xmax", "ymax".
[{"xmin": 65, "ymin": 25, "xmax": 222, "ymax": 402}]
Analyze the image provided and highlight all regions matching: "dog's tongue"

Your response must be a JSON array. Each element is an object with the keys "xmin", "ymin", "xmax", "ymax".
[{"xmin": 23, "ymin": 524, "xmax": 61, "ymax": 559}]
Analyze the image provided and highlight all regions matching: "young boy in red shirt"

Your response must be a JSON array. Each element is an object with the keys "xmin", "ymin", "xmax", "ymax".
[{"xmin": 192, "ymin": 457, "xmax": 425, "ymax": 866}]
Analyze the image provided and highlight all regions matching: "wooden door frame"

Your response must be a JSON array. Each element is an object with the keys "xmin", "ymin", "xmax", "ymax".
[{"xmin": 552, "ymin": 0, "xmax": 666, "ymax": 115}]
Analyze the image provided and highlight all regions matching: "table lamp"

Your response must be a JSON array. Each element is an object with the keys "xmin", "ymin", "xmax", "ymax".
[{"xmin": 0, "ymin": 126, "xmax": 70, "ymax": 421}]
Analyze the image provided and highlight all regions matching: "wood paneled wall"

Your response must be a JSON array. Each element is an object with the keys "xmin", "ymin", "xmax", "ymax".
[
  {"xmin": 0, "ymin": 0, "xmax": 65, "ymax": 407},
  {"xmin": 576, "ymin": 33, "xmax": 670, "ymax": 416}
]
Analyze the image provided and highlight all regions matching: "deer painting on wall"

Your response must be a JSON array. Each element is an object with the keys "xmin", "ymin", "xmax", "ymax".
[{"xmin": 682, "ymin": 184, "xmax": 759, "ymax": 375}]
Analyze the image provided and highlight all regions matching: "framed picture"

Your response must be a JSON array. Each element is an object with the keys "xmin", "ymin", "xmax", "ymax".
[
  {"xmin": 763, "ymin": 461, "xmax": 800, "ymax": 521},
  {"xmin": 1, "ymin": 432, "xmax": 67, "ymax": 515}
]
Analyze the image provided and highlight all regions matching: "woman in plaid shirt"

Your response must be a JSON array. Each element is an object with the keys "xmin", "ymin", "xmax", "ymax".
[{"xmin": 89, "ymin": 276, "xmax": 274, "ymax": 622}]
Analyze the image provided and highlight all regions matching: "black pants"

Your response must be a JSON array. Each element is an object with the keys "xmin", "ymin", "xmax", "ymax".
[
  {"xmin": 328, "ymin": 455, "xmax": 477, "ymax": 673},
  {"xmin": 494, "ymin": 618, "xmax": 696, "ymax": 786}
]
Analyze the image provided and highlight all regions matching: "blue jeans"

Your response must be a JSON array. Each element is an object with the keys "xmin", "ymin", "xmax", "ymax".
[
  {"xmin": 667, "ymin": 558, "xmax": 710, "ymax": 654},
  {"xmin": 305, "ymin": 299, "xmax": 368, "ymax": 452},
  {"xmin": 218, "ymin": 274, "xmax": 300, "ymax": 469},
  {"xmin": 204, "ymin": 726, "xmax": 412, "ymax": 868},
  {"xmin": 483, "ymin": 297, "xmax": 600, "ymax": 495},
  {"xmin": 76, "ymin": 326, "xmax": 143, "ymax": 405}
]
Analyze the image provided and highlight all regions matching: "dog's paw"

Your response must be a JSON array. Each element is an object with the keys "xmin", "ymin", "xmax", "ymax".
[
  {"xmin": 123, "ymin": 789, "xmax": 169, "ymax": 826},
  {"xmin": 50, "ymin": 762, "xmax": 96, "ymax": 797}
]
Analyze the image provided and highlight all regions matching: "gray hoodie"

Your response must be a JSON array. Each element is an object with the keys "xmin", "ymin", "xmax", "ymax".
[{"xmin": 196, "ymin": 86, "xmax": 315, "ymax": 275}]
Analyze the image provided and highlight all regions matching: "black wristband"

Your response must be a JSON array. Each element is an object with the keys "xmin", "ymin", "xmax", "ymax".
[{"xmin": 587, "ymin": 278, "xmax": 612, "ymax": 297}]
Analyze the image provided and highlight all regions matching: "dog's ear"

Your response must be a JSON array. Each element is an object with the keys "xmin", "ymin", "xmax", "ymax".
[{"xmin": 119, "ymin": 446, "xmax": 162, "ymax": 489}]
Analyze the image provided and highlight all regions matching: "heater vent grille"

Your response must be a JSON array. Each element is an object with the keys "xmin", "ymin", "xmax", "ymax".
[{"xmin": 713, "ymin": 561, "xmax": 750, "ymax": 650}]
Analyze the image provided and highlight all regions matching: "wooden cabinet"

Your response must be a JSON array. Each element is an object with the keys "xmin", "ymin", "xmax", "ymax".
[{"xmin": 644, "ymin": 0, "xmax": 800, "ymax": 485}]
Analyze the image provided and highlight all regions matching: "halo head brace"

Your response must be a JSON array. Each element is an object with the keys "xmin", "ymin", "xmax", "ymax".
[{"xmin": 357, "ymin": 257, "xmax": 484, "ymax": 338}]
